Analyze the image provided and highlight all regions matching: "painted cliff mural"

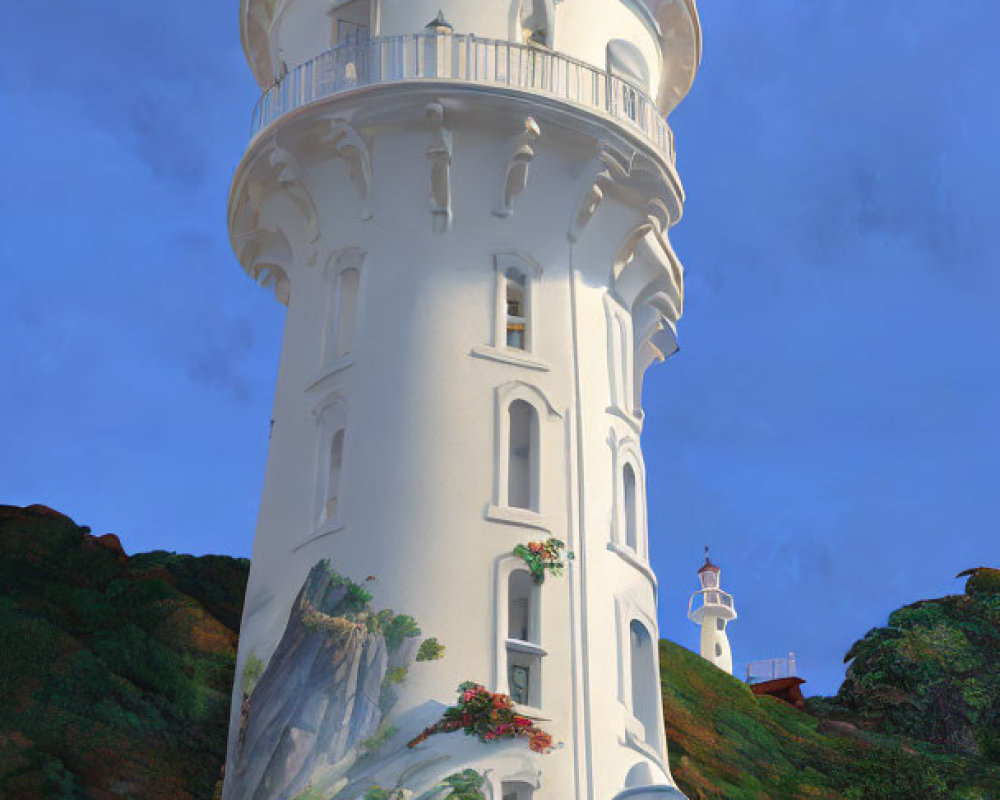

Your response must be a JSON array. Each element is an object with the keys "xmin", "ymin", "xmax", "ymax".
[
  {"xmin": 225, "ymin": 559, "xmax": 553, "ymax": 800},
  {"xmin": 224, "ymin": 560, "xmax": 431, "ymax": 800}
]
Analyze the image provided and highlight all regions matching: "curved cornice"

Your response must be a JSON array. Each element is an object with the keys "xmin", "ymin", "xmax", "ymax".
[{"xmin": 640, "ymin": 0, "xmax": 703, "ymax": 113}]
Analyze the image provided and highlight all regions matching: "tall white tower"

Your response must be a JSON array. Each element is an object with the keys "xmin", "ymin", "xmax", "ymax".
[
  {"xmin": 687, "ymin": 550, "xmax": 737, "ymax": 674},
  {"xmin": 224, "ymin": 2, "xmax": 702, "ymax": 800}
]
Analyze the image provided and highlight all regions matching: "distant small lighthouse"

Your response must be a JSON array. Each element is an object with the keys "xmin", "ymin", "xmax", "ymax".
[{"xmin": 687, "ymin": 548, "xmax": 737, "ymax": 674}]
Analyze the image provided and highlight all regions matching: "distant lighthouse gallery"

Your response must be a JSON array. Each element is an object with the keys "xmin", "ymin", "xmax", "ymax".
[{"xmin": 223, "ymin": 2, "xmax": 703, "ymax": 799}]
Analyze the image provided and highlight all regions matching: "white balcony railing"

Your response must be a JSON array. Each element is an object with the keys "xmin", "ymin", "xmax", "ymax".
[
  {"xmin": 745, "ymin": 653, "xmax": 798, "ymax": 684},
  {"xmin": 687, "ymin": 587, "xmax": 736, "ymax": 623},
  {"xmin": 251, "ymin": 33, "xmax": 675, "ymax": 163}
]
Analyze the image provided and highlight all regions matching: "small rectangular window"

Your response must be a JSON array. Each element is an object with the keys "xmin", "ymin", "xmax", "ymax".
[
  {"xmin": 503, "ymin": 781, "xmax": 535, "ymax": 800},
  {"xmin": 506, "ymin": 652, "xmax": 540, "ymax": 706},
  {"xmin": 505, "ymin": 270, "xmax": 528, "ymax": 350}
]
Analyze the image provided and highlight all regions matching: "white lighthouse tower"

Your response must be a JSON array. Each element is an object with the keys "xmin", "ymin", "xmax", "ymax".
[
  {"xmin": 687, "ymin": 549, "xmax": 737, "ymax": 674},
  {"xmin": 223, "ymin": 2, "xmax": 702, "ymax": 799}
]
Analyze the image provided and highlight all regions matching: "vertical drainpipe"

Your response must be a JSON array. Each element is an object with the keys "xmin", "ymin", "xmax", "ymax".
[{"xmin": 567, "ymin": 239, "xmax": 596, "ymax": 800}]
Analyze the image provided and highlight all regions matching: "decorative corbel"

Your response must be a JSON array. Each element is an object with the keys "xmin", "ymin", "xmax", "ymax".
[
  {"xmin": 322, "ymin": 118, "xmax": 373, "ymax": 221},
  {"xmin": 568, "ymin": 151, "xmax": 619, "ymax": 242},
  {"xmin": 251, "ymin": 262, "xmax": 291, "ymax": 306},
  {"xmin": 235, "ymin": 228, "xmax": 294, "ymax": 306},
  {"xmin": 494, "ymin": 117, "xmax": 541, "ymax": 217},
  {"xmin": 425, "ymin": 102, "xmax": 453, "ymax": 233},
  {"xmin": 266, "ymin": 144, "xmax": 321, "ymax": 266}
]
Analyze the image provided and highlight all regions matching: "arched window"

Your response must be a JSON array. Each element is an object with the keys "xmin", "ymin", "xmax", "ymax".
[
  {"xmin": 623, "ymin": 463, "xmax": 638, "ymax": 551},
  {"xmin": 508, "ymin": 400, "xmax": 538, "ymax": 511},
  {"xmin": 506, "ymin": 568, "xmax": 542, "ymax": 708},
  {"xmin": 502, "ymin": 781, "xmax": 535, "ymax": 800},
  {"xmin": 311, "ymin": 395, "xmax": 349, "ymax": 541},
  {"xmin": 607, "ymin": 39, "xmax": 651, "ymax": 89},
  {"xmin": 604, "ymin": 293, "xmax": 634, "ymax": 418},
  {"xmin": 326, "ymin": 429, "xmax": 345, "ymax": 521},
  {"xmin": 517, "ymin": 0, "xmax": 550, "ymax": 46},
  {"xmin": 508, "ymin": 569, "xmax": 539, "ymax": 643},
  {"xmin": 331, "ymin": 267, "xmax": 359, "ymax": 359},
  {"xmin": 629, "ymin": 620, "xmax": 660, "ymax": 748}
]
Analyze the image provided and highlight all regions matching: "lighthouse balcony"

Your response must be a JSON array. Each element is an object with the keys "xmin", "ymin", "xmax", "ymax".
[
  {"xmin": 686, "ymin": 588, "xmax": 736, "ymax": 624},
  {"xmin": 249, "ymin": 32, "xmax": 675, "ymax": 164}
]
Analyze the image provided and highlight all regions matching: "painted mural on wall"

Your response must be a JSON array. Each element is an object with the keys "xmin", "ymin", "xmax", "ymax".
[
  {"xmin": 224, "ymin": 560, "xmax": 431, "ymax": 800},
  {"xmin": 224, "ymin": 559, "xmax": 554, "ymax": 800}
]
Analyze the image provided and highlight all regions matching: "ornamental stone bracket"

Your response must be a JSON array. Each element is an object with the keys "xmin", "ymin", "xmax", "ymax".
[
  {"xmin": 321, "ymin": 117, "xmax": 374, "ymax": 221},
  {"xmin": 267, "ymin": 145, "xmax": 320, "ymax": 266},
  {"xmin": 229, "ymin": 136, "xmax": 322, "ymax": 269},
  {"xmin": 612, "ymin": 201, "xmax": 685, "ymax": 371},
  {"xmin": 494, "ymin": 116, "xmax": 541, "ymax": 218},
  {"xmin": 425, "ymin": 102, "xmax": 453, "ymax": 233},
  {"xmin": 568, "ymin": 147, "xmax": 682, "ymax": 243},
  {"xmin": 234, "ymin": 227, "xmax": 293, "ymax": 306}
]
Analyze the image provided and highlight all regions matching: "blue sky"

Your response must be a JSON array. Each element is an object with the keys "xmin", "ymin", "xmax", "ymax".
[{"xmin": 2, "ymin": 1, "xmax": 997, "ymax": 697}]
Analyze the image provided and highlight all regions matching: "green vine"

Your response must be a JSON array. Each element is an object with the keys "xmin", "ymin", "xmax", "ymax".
[
  {"xmin": 513, "ymin": 538, "xmax": 570, "ymax": 584},
  {"xmin": 439, "ymin": 769, "xmax": 487, "ymax": 800}
]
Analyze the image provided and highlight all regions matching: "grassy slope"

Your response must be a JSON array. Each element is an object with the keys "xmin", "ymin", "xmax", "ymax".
[
  {"xmin": 662, "ymin": 573, "xmax": 1000, "ymax": 800},
  {"xmin": 0, "ymin": 505, "xmax": 249, "ymax": 800},
  {"xmin": 1, "ymin": 503, "xmax": 997, "ymax": 800}
]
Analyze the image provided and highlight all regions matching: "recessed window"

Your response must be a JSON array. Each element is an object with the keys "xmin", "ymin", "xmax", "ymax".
[
  {"xmin": 605, "ymin": 294, "xmax": 635, "ymax": 417},
  {"xmin": 502, "ymin": 781, "xmax": 535, "ymax": 800},
  {"xmin": 506, "ymin": 269, "xmax": 528, "ymax": 350},
  {"xmin": 508, "ymin": 400, "xmax": 539, "ymax": 511},
  {"xmin": 506, "ymin": 569, "xmax": 542, "ymax": 708},
  {"xmin": 490, "ymin": 254, "xmax": 542, "ymax": 360},
  {"xmin": 518, "ymin": 0, "xmax": 550, "ymax": 46},
  {"xmin": 330, "ymin": 267, "xmax": 359, "ymax": 359},
  {"xmin": 623, "ymin": 463, "xmax": 638, "ymax": 551},
  {"xmin": 630, "ymin": 620, "xmax": 660, "ymax": 748},
  {"xmin": 326, "ymin": 429, "xmax": 345, "ymax": 520}
]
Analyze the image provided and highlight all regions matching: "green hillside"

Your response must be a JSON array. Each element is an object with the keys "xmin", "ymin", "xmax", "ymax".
[
  {"xmin": 0, "ymin": 503, "xmax": 997, "ymax": 799},
  {"xmin": 0, "ymin": 505, "xmax": 249, "ymax": 800},
  {"xmin": 662, "ymin": 569, "xmax": 1000, "ymax": 800}
]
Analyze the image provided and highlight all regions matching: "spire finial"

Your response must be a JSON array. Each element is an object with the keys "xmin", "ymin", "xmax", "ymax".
[{"xmin": 425, "ymin": 10, "xmax": 454, "ymax": 32}]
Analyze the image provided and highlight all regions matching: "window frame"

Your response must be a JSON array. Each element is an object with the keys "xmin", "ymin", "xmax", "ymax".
[
  {"xmin": 301, "ymin": 393, "xmax": 350, "ymax": 548},
  {"xmin": 615, "ymin": 596, "xmax": 667, "ymax": 763},
  {"xmin": 610, "ymin": 433, "xmax": 648, "ymax": 560},
  {"xmin": 494, "ymin": 253, "xmax": 541, "ymax": 355},
  {"xmin": 494, "ymin": 556, "xmax": 547, "ymax": 718},
  {"xmin": 471, "ymin": 253, "xmax": 549, "ymax": 371},
  {"xmin": 320, "ymin": 247, "xmax": 366, "ymax": 378},
  {"xmin": 487, "ymin": 380, "xmax": 562, "ymax": 529},
  {"xmin": 604, "ymin": 292, "xmax": 637, "ymax": 423},
  {"xmin": 511, "ymin": 0, "xmax": 555, "ymax": 48}
]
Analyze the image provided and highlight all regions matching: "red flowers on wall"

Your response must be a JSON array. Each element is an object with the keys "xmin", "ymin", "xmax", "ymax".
[{"xmin": 407, "ymin": 682, "xmax": 553, "ymax": 753}]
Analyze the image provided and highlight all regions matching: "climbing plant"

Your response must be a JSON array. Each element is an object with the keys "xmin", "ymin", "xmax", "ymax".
[
  {"xmin": 513, "ymin": 538, "xmax": 570, "ymax": 584},
  {"xmin": 439, "ymin": 769, "xmax": 487, "ymax": 800}
]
